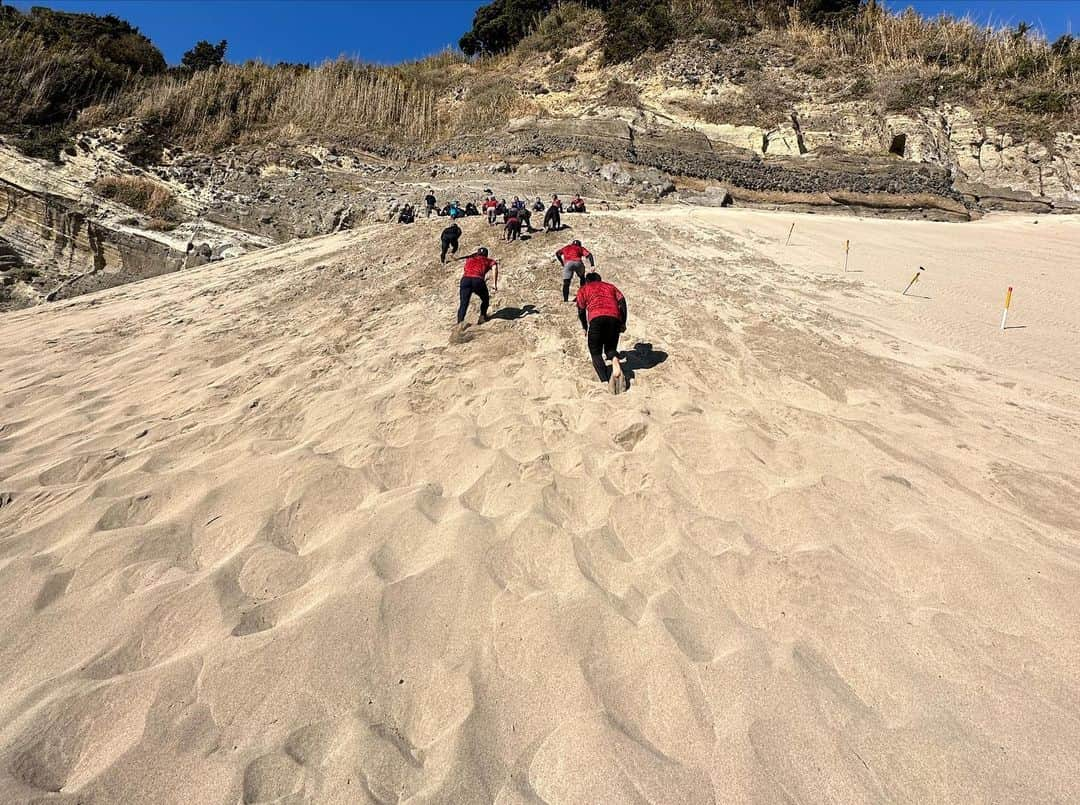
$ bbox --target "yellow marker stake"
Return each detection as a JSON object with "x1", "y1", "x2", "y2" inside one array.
[
  {"x1": 785, "y1": 222, "x2": 795, "y2": 246},
  {"x1": 902, "y1": 266, "x2": 924, "y2": 295},
  {"x1": 1001, "y1": 286, "x2": 1013, "y2": 330}
]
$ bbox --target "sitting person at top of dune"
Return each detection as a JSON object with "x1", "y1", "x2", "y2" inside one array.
[
  {"x1": 398, "y1": 204, "x2": 415, "y2": 224},
  {"x1": 568, "y1": 195, "x2": 586, "y2": 213},
  {"x1": 464, "y1": 201, "x2": 480, "y2": 216},
  {"x1": 532, "y1": 196, "x2": 545, "y2": 212}
]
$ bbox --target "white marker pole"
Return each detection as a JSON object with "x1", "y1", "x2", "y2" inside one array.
[{"x1": 1000, "y1": 286, "x2": 1013, "y2": 330}]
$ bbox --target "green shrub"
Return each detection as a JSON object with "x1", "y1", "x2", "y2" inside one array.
[
  {"x1": 1014, "y1": 90, "x2": 1073, "y2": 115},
  {"x1": 601, "y1": 0, "x2": 677, "y2": 64},
  {"x1": 519, "y1": 3, "x2": 603, "y2": 54},
  {"x1": 0, "y1": 4, "x2": 165, "y2": 147}
]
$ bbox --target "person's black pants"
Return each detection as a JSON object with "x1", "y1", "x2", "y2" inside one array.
[
  {"x1": 458, "y1": 277, "x2": 490, "y2": 323},
  {"x1": 587, "y1": 316, "x2": 621, "y2": 381},
  {"x1": 440, "y1": 236, "x2": 458, "y2": 263},
  {"x1": 544, "y1": 209, "x2": 561, "y2": 230}
]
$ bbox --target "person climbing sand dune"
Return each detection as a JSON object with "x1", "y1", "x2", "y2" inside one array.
[
  {"x1": 544, "y1": 201, "x2": 562, "y2": 232},
  {"x1": 556, "y1": 239, "x2": 594, "y2": 302},
  {"x1": 505, "y1": 213, "x2": 522, "y2": 242},
  {"x1": 576, "y1": 272, "x2": 627, "y2": 393},
  {"x1": 456, "y1": 247, "x2": 498, "y2": 326},
  {"x1": 440, "y1": 222, "x2": 461, "y2": 264}
]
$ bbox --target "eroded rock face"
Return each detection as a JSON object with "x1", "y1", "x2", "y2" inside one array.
[
  {"x1": 0, "y1": 140, "x2": 271, "y2": 310},
  {"x1": 0, "y1": 177, "x2": 194, "y2": 308}
]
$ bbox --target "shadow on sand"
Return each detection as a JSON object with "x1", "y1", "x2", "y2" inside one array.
[
  {"x1": 491, "y1": 304, "x2": 540, "y2": 321},
  {"x1": 620, "y1": 342, "x2": 668, "y2": 385}
]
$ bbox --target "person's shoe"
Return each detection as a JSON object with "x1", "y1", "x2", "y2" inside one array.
[{"x1": 477, "y1": 314, "x2": 489, "y2": 325}]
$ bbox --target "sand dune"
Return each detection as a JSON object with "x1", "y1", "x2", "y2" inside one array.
[{"x1": 1, "y1": 208, "x2": 1078, "y2": 803}]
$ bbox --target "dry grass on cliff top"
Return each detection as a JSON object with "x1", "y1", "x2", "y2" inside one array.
[
  {"x1": 86, "y1": 53, "x2": 534, "y2": 153},
  {"x1": 53, "y1": 2, "x2": 1077, "y2": 155},
  {"x1": 782, "y1": 4, "x2": 1077, "y2": 132}
]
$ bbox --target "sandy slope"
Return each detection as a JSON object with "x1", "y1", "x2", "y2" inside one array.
[{"x1": 0, "y1": 208, "x2": 1078, "y2": 804}]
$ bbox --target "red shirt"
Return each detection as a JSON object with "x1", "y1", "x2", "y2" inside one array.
[
  {"x1": 483, "y1": 199, "x2": 497, "y2": 210},
  {"x1": 552, "y1": 198, "x2": 563, "y2": 209},
  {"x1": 576, "y1": 281, "x2": 624, "y2": 322},
  {"x1": 559, "y1": 243, "x2": 591, "y2": 262},
  {"x1": 463, "y1": 255, "x2": 495, "y2": 279}
]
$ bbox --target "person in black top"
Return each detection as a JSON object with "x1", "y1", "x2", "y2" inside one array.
[
  {"x1": 440, "y1": 222, "x2": 462, "y2": 263},
  {"x1": 543, "y1": 203, "x2": 561, "y2": 232},
  {"x1": 424, "y1": 191, "x2": 437, "y2": 217},
  {"x1": 398, "y1": 204, "x2": 415, "y2": 224}
]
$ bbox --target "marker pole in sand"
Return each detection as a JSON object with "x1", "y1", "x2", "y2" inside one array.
[
  {"x1": 1000, "y1": 286, "x2": 1013, "y2": 330},
  {"x1": 902, "y1": 266, "x2": 924, "y2": 296},
  {"x1": 844, "y1": 240, "x2": 850, "y2": 272},
  {"x1": 785, "y1": 223, "x2": 795, "y2": 247}
]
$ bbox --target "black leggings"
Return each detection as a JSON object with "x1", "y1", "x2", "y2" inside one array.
[
  {"x1": 458, "y1": 277, "x2": 490, "y2": 323},
  {"x1": 587, "y1": 316, "x2": 621, "y2": 381},
  {"x1": 440, "y1": 236, "x2": 458, "y2": 263},
  {"x1": 544, "y1": 208, "x2": 561, "y2": 230}
]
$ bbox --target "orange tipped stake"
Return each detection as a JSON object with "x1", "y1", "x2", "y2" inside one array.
[
  {"x1": 902, "y1": 266, "x2": 924, "y2": 295},
  {"x1": 1001, "y1": 286, "x2": 1014, "y2": 330},
  {"x1": 785, "y1": 222, "x2": 795, "y2": 246}
]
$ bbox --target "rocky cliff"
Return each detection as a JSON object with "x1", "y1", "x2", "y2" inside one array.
[{"x1": 1, "y1": 28, "x2": 1076, "y2": 310}]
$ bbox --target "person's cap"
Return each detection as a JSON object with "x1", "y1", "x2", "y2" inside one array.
[
  {"x1": 478, "y1": 247, "x2": 489, "y2": 256},
  {"x1": 573, "y1": 239, "x2": 582, "y2": 246}
]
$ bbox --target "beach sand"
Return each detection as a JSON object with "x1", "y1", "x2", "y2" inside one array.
[{"x1": 1, "y1": 207, "x2": 1078, "y2": 803}]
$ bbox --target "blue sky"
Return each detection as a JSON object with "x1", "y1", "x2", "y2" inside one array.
[{"x1": 8, "y1": 1, "x2": 1075, "y2": 66}]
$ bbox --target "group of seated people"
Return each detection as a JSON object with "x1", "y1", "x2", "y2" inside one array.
[{"x1": 399, "y1": 191, "x2": 586, "y2": 225}]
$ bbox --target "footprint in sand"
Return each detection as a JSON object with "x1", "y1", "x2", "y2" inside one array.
[{"x1": 241, "y1": 752, "x2": 305, "y2": 803}]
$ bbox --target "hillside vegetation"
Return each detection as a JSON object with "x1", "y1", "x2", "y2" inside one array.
[
  {"x1": 1, "y1": 0, "x2": 1076, "y2": 160},
  {"x1": 0, "y1": 3, "x2": 165, "y2": 158}
]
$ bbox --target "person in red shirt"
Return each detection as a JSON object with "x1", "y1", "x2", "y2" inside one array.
[
  {"x1": 555, "y1": 239, "x2": 595, "y2": 302},
  {"x1": 456, "y1": 247, "x2": 499, "y2": 325},
  {"x1": 504, "y1": 212, "x2": 522, "y2": 242},
  {"x1": 576, "y1": 272, "x2": 627, "y2": 388}
]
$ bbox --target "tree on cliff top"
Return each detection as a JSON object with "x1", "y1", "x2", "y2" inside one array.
[{"x1": 181, "y1": 39, "x2": 228, "y2": 72}]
